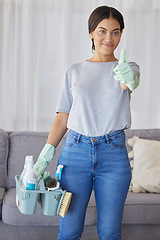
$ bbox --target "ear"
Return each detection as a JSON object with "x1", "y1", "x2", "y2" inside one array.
[
  {"x1": 89, "y1": 32, "x2": 94, "y2": 40},
  {"x1": 120, "y1": 29, "x2": 123, "y2": 36}
]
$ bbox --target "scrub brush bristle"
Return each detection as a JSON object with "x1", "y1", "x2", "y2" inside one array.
[{"x1": 59, "y1": 192, "x2": 72, "y2": 218}]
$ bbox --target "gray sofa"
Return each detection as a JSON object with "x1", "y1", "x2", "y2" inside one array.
[{"x1": 0, "y1": 128, "x2": 160, "y2": 240}]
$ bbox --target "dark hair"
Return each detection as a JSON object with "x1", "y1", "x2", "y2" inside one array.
[{"x1": 88, "y1": 6, "x2": 124, "y2": 50}]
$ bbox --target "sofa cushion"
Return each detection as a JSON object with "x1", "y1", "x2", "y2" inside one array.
[
  {"x1": 3, "y1": 188, "x2": 160, "y2": 226},
  {"x1": 122, "y1": 192, "x2": 160, "y2": 224},
  {"x1": 2, "y1": 188, "x2": 96, "y2": 226},
  {"x1": 7, "y1": 131, "x2": 66, "y2": 188},
  {"x1": 0, "y1": 187, "x2": 5, "y2": 219},
  {"x1": 0, "y1": 129, "x2": 8, "y2": 188}
]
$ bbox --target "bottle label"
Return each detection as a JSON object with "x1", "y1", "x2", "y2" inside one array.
[{"x1": 26, "y1": 182, "x2": 36, "y2": 190}]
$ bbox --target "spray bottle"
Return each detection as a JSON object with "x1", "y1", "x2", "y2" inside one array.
[
  {"x1": 55, "y1": 165, "x2": 64, "y2": 181},
  {"x1": 20, "y1": 156, "x2": 29, "y2": 184},
  {"x1": 21, "y1": 156, "x2": 38, "y2": 190}
]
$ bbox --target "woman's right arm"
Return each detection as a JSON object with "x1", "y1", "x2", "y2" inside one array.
[
  {"x1": 33, "y1": 112, "x2": 68, "y2": 178},
  {"x1": 46, "y1": 112, "x2": 69, "y2": 148}
]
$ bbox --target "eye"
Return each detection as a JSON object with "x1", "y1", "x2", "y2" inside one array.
[
  {"x1": 112, "y1": 31, "x2": 120, "y2": 36},
  {"x1": 99, "y1": 30, "x2": 106, "y2": 34}
]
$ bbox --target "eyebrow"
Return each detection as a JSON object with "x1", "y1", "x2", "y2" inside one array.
[{"x1": 98, "y1": 27, "x2": 121, "y2": 31}]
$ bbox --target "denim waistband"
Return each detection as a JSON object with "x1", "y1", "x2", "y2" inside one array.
[{"x1": 68, "y1": 129, "x2": 125, "y2": 144}]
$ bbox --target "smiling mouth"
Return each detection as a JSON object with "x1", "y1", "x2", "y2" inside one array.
[{"x1": 102, "y1": 43, "x2": 113, "y2": 48}]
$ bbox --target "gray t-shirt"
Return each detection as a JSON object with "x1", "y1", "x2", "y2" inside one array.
[{"x1": 56, "y1": 61, "x2": 140, "y2": 137}]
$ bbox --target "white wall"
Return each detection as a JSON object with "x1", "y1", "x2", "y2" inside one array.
[{"x1": 0, "y1": 0, "x2": 160, "y2": 131}]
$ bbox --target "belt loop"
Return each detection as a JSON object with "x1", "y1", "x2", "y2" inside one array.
[
  {"x1": 105, "y1": 134, "x2": 110, "y2": 143},
  {"x1": 76, "y1": 134, "x2": 81, "y2": 143}
]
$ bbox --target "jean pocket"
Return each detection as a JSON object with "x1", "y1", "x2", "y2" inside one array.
[
  {"x1": 109, "y1": 132, "x2": 126, "y2": 150},
  {"x1": 64, "y1": 134, "x2": 78, "y2": 148}
]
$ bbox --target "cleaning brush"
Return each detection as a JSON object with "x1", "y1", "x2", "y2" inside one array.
[{"x1": 58, "y1": 191, "x2": 72, "y2": 217}]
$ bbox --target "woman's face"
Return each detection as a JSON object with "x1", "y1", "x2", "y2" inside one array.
[{"x1": 90, "y1": 17, "x2": 123, "y2": 57}]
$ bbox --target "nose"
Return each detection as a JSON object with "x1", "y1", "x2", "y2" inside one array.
[{"x1": 104, "y1": 33, "x2": 113, "y2": 43}]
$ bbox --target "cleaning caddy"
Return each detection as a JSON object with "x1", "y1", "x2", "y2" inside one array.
[{"x1": 15, "y1": 157, "x2": 72, "y2": 218}]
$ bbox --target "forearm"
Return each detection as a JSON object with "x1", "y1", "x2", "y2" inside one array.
[
  {"x1": 46, "y1": 112, "x2": 69, "y2": 148},
  {"x1": 120, "y1": 82, "x2": 129, "y2": 90},
  {"x1": 34, "y1": 112, "x2": 68, "y2": 178}
]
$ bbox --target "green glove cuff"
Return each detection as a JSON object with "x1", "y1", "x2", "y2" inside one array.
[
  {"x1": 125, "y1": 74, "x2": 139, "y2": 91},
  {"x1": 33, "y1": 144, "x2": 56, "y2": 179},
  {"x1": 114, "y1": 62, "x2": 139, "y2": 90},
  {"x1": 38, "y1": 144, "x2": 56, "y2": 162}
]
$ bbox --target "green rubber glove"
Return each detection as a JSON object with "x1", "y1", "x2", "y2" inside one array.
[
  {"x1": 113, "y1": 50, "x2": 139, "y2": 90},
  {"x1": 33, "y1": 144, "x2": 56, "y2": 181}
]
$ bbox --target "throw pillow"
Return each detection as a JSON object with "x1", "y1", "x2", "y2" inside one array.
[{"x1": 128, "y1": 136, "x2": 160, "y2": 193}]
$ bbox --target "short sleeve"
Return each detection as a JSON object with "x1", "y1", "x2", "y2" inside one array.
[
  {"x1": 129, "y1": 62, "x2": 140, "y2": 79},
  {"x1": 56, "y1": 68, "x2": 73, "y2": 113}
]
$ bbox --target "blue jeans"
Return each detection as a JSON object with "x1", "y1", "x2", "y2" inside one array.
[{"x1": 57, "y1": 130, "x2": 131, "y2": 240}]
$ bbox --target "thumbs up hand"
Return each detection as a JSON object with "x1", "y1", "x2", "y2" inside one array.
[{"x1": 113, "y1": 50, "x2": 139, "y2": 90}]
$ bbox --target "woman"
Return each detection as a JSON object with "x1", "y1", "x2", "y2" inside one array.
[{"x1": 34, "y1": 6, "x2": 140, "y2": 240}]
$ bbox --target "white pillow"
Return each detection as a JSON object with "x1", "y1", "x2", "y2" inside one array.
[{"x1": 128, "y1": 136, "x2": 160, "y2": 193}]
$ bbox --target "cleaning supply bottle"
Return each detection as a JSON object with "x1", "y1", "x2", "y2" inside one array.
[
  {"x1": 20, "y1": 156, "x2": 29, "y2": 185},
  {"x1": 20, "y1": 155, "x2": 34, "y2": 185},
  {"x1": 55, "y1": 165, "x2": 64, "y2": 181},
  {"x1": 22, "y1": 156, "x2": 38, "y2": 190}
]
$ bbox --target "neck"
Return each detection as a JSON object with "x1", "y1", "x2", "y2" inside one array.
[{"x1": 88, "y1": 52, "x2": 118, "y2": 62}]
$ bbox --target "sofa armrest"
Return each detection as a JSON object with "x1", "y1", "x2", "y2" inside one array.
[{"x1": 0, "y1": 187, "x2": 5, "y2": 219}]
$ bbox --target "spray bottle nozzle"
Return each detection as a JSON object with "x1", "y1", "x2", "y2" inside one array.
[{"x1": 55, "y1": 165, "x2": 64, "y2": 181}]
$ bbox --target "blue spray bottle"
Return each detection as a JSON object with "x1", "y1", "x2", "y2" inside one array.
[{"x1": 55, "y1": 165, "x2": 64, "y2": 181}]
